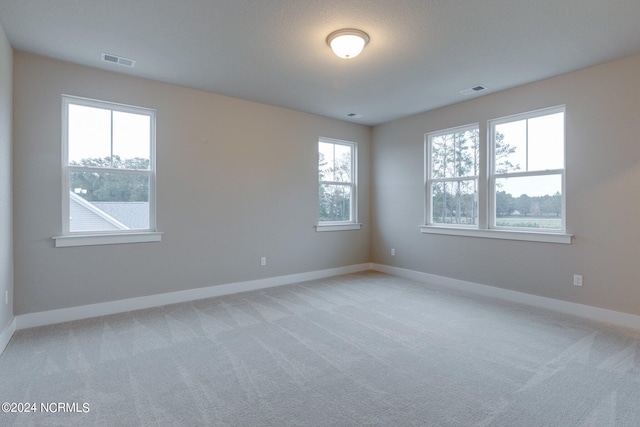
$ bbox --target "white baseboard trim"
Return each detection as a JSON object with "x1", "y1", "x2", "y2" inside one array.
[
  {"x1": 372, "y1": 263, "x2": 640, "y2": 331},
  {"x1": 15, "y1": 263, "x2": 372, "y2": 330},
  {"x1": 13, "y1": 261, "x2": 637, "y2": 339},
  {"x1": 0, "y1": 317, "x2": 16, "y2": 355}
]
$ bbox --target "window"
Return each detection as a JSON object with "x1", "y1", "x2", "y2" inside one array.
[
  {"x1": 426, "y1": 124, "x2": 479, "y2": 226},
  {"x1": 317, "y1": 138, "x2": 360, "y2": 231},
  {"x1": 55, "y1": 95, "x2": 160, "y2": 247},
  {"x1": 422, "y1": 106, "x2": 570, "y2": 244},
  {"x1": 490, "y1": 106, "x2": 565, "y2": 231}
]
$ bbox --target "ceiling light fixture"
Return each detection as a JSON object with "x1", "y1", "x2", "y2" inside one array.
[{"x1": 326, "y1": 29, "x2": 370, "y2": 59}]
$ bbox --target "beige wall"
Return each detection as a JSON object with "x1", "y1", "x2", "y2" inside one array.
[
  {"x1": 0, "y1": 24, "x2": 12, "y2": 331},
  {"x1": 372, "y1": 53, "x2": 640, "y2": 316},
  {"x1": 12, "y1": 52, "x2": 371, "y2": 315}
]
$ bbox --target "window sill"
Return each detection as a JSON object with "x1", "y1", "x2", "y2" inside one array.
[
  {"x1": 53, "y1": 232, "x2": 163, "y2": 248},
  {"x1": 315, "y1": 223, "x2": 362, "y2": 232},
  {"x1": 419, "y1": 226, "x2": 572, "y2": 244}
]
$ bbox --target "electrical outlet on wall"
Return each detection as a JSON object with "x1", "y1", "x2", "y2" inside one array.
[
  {"x1": 573, "y1": 274, "x2": 583, "y2": 287},
  {"x1": 261, "y1": 257, "x2": 267, "y2": 266},
  {"x1": 391, "y1": 248, "x2": 396, "y2": 256}
]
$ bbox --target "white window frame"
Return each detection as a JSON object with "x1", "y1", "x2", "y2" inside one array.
[
  {"x1": 53, "y1": 95, "x2": 162, "y2": 247},
  {"x1": 425, "y1": 123, "x2": 480, "y2": 228},
  {"x1": 316, "y1": 137, "x2": 361, "y2": 232},
  {"x1": 489, "y1": 105, "x2": 566, "y2": 233},
  {"x1": 421, "y1": 105, "x2": 572, "y2": 244}
]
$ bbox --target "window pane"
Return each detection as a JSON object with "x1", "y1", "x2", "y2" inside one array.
[
  {"x1": 113, "y1": 111, "x2": 151, "y2": 169},
  {"x1": 495, "y1": 112, "x2": 564, "y2": 174},
  {"x1": 431, "y1": 129, "x2": 478, "y2": 179},
  {"x1": 333, "y1": 143, "x2": 352, "y2": 182},
  {"x1": 68, "y1": 104, "x2": 111, "y2": 166},
  {"x1": 528, "y1": 112, "x2": 564, "y2": 171},
  {"x1": 319, "y1": 142, "x2": 352, "y2": 183},
  {"x1": 319, "y1": 184, "x2": 351, "y2": 222},
  {"x1": 494, "y1": 120, "x2": 525, "y2": 174},
  {"x1": 495, "y1": 174, "x2": 562, "y2": 230},
  {"x1": 319, "y1": 142, "x2": 335, "y2": 181},
  {"x1": 431, "y1": 180, "x2": 478, "y2": 225},
  {"x1": 69, "y1": 171, "x2": 150, "y2": 232}
]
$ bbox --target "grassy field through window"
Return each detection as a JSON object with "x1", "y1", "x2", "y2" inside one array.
[{"x1": 495, "y1": 217, "x2": 561, "y2": 229}]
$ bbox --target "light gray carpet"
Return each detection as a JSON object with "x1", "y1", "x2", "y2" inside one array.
[{"x1": 1, "y1": 271, "x2": 640, "y2": 426}]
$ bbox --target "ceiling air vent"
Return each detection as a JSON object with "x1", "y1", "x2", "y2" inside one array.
[
  {"x1": 460, "y1": 85, "x2": 487, "y2": 96},
  {"x1": 346, "y1": 113, "x2": 363, "y2": 119},
  {"x1": 101, "y1": 53, "x2": 136, "y2": 68}
]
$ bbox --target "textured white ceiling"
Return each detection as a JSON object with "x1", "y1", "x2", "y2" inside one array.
[{"x1": 2, "y1": 0, "x2": 640, "y2": 125}]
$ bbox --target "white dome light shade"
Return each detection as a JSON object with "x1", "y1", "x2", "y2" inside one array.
[{"x1": 326, "y1": 29, "x2": 370, "y2": 59}]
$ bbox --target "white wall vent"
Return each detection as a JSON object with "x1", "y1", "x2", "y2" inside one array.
[
  {"x1": 101, "y1": 53, "x2": 136, "y2": 68},
  {"x1": 460, "y1": 85, "x2": 487, "y2": 95}
]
